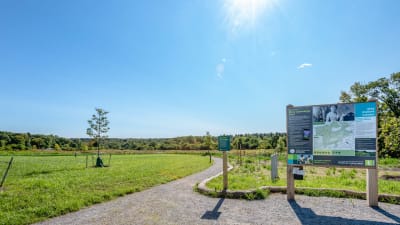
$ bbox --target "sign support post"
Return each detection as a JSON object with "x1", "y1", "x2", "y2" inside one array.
[
  {"x1": 287, "y1": 165, "x2": 295, "y2": 200},
  {"x1": 367, "y1": 168, "x2": 378, "y2": 206},
  {"x1": 223, "y1": 151, "x2": 228, "y2": 190},
  {"x1": 367, "y1": 98, "x2": 379, "y2": 207}
]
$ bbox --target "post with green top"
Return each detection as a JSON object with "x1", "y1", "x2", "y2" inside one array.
[{"x1": 218, "y1": 136, "x2": 231, "y2": 191}]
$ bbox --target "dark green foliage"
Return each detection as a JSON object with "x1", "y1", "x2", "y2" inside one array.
[
  {"x1": 340, "y1": 72, "x2": 400, "y2": 158},
  {"x1": 0, "y1": 131, "x2": 286, "y2": 152}
]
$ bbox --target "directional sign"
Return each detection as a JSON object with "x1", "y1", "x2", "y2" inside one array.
[{"x1": 218, "y1": 136, "x2": 231, "y2": 151}]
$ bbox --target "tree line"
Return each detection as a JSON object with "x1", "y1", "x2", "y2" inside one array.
[{"x1": 0, "y1": 131, "x2": 286, "y2": 152}]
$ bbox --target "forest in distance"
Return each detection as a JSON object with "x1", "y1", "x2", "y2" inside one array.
[{"x1": 0, "y1": 131, "x2": 286, "y2": 152}]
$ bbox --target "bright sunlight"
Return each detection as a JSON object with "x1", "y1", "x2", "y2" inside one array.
[{"x1": 223, "y1": 0, "x2": 277, "y2": 34}]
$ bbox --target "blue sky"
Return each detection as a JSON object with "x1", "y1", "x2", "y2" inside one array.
[{"x1": 1, "y1": 0, "x2": 399, "y2": 138}]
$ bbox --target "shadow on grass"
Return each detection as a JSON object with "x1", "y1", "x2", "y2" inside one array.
[
  {"x1": 289, "y1": 200, "x2": 398, "y2": 225},
  {"x1": 201, "y1": 198, "x2": 225, "y2": 220}
]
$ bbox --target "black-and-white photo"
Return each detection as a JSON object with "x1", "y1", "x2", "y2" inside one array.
[{"x1": 313, "y1": 104, "x2": 354, "y2": 123}]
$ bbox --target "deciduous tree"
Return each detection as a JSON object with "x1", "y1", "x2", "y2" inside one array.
[{"x1": 87, "y1": 108, "x2": 110, "y2": 167}]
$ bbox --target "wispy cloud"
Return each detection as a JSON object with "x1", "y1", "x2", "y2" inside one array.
[
  {"x1": 216, "y1": 58, "x2": 227, "y2": 79},
  {"x1": 297, "y1": 63, "x2": 312, "y2": 69},
  {"x1": 216, "y1": 63, "x2": 225, "y2": 78}
]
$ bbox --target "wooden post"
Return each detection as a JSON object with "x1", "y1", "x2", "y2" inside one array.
[
  {"x1": 239, "y1": 145, "x2": 242, "y2": 166},
  {"x1": 223, "y1": 151, "x2": 228, "y2": 190},
  {"x1": 287, "y1": 165, "x2": 295, "y2": 200},
  {"x1": 286, "y1": 104, "x2": 295, "y2": 200},
  {"x1": 367, "y1": 168, "x2": 378, "y2": 206},
  {"x1": 367, "y1": 98, "x2": 378, "y2": 207}
]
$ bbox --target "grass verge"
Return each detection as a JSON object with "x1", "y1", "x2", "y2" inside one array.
[
  {"x1": 206, "y1": 154, "x2": 400, "y2": 203},
  {"x1": 0, "y1": 154, "x2": 210, "y2": 225}
]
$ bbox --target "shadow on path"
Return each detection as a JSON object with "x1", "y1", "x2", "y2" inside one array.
[
  {"x1": 373, "y1": 206, "x2": 400, "y2": 224},
  {"x1": 289, "y1": 200, "x2": 397, "y2": 225},
  {"x1": 201, "y1": 198, "x2": 225, "y2": 220}
]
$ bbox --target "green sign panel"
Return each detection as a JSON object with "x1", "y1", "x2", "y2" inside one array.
[{"x1": 218, "y1": 136, "x2": 231, "y2": 151}]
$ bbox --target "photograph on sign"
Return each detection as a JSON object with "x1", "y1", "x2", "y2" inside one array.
[{"x1": 287, "y1": 102, "x2": 377, "y2": 168}]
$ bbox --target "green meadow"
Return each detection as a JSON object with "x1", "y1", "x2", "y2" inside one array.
[{"x1": 0, "y1": 154, "x2": 210, "y2": 225}]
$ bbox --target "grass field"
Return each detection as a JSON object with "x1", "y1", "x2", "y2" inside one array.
[
  {"x1": 206, "y1": 152, "x2": 400, "y2": 198},
  {"x1": 0, "y1": 154, "x2": 211, "y2": 225}
]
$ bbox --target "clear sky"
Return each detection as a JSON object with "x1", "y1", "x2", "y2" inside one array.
[{"x1": 1, "y1": 0, "x2": 400, "y2": 138}]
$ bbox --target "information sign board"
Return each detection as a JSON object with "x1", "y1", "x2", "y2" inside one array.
[{"x1": 287, "y1": 102, "x2": 377, "y2": 168}]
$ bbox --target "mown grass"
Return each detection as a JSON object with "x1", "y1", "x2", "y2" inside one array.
[
  {"x1": 0, "y1": 154, "x2": 211, "y2": 225},
  {"x1": 206, "y1": 153, "x2": 400, "y2": 199}
]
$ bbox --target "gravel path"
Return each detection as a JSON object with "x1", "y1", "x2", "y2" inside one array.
[{"x1": 37, "y1": 158, "x2": 400, "y2": 225}]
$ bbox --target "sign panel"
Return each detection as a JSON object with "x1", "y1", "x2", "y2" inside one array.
[
  {"x1": 293, "y1": 166, "x2": 304, "y2": 180},
  {"x1": 287, "y1": 102, "x2": 377, "y2": 168},
  {"x1": 218, "y1": 136, "x2": 231, "y2": 151}
]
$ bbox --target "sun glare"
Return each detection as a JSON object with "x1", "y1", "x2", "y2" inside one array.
[{"x1": 224, "y1": 0, "x2": 276, "y2": 34}]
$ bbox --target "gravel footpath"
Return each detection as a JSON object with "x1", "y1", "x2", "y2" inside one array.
[{"x1": 36, "y1": 158, "x2": 400, "y2": 225}]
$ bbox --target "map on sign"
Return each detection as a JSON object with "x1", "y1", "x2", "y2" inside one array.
[
  {"x1": 313, "y1": 121, "x2": 355, "y2": 156},
  {"x1": 287, "y1": 102, "x2": 377, "y2": 168}
]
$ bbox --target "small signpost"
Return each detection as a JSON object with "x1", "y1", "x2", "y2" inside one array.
[{"x1": 218, "y1": 136, "x2": 231, "y2": 190}]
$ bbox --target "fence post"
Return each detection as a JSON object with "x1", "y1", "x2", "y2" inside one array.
[
  {"x1": 0, "y1": 157, "x2": 14, "y2": 189},
  {"x1": 271, "y1": 154, "x2": 278, "y2": 181}
]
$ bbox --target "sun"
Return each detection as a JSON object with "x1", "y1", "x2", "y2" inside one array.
[{"x1": 223, "y1": 0, "x2": 277, "y2": 34}]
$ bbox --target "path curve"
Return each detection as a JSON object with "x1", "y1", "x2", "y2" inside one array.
[{"x1": 37, "y1": 158, "x2": 400, "y2": 225}]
